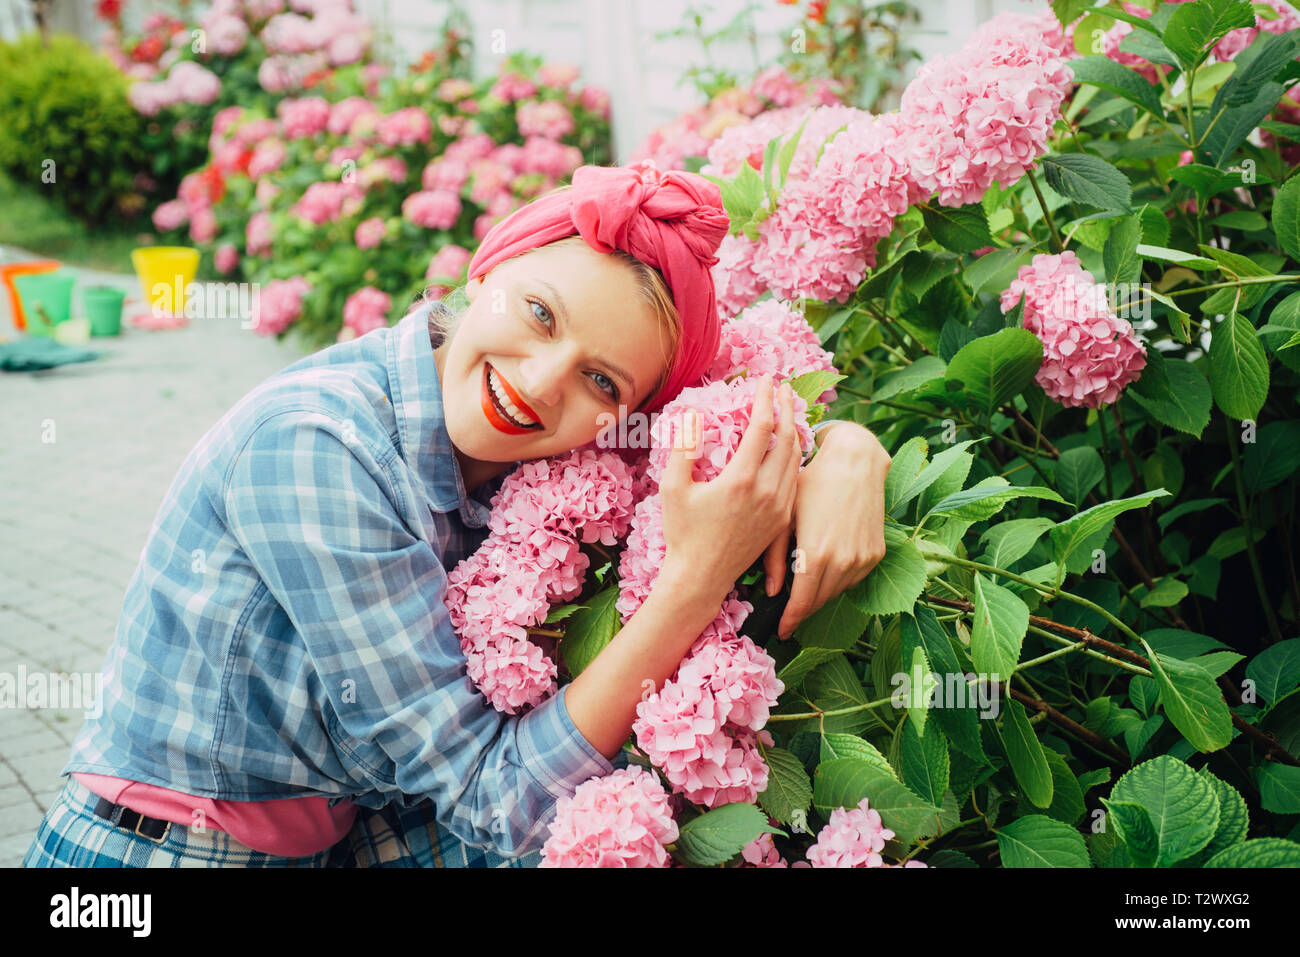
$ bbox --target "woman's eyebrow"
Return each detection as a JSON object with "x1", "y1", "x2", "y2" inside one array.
[{"x1": 538, "y1": 279, "x2": 638, "y2": 399}]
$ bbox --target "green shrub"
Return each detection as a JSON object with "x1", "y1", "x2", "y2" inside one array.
[{"x1": 0, "y1": 32, "x2": 151, "y2": 223}]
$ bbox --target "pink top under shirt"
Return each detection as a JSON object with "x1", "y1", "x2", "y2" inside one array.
[{"x1": 73, "y1": 772, "x2": 358, "y2": 858}]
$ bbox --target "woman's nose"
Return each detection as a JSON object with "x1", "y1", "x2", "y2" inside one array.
[{"x1": 518, "y1": 348, "x2": 573, "y2": 407}]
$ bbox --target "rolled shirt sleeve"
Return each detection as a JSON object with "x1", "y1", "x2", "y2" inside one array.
[{"x1": 221, "y1": 408, "x2": 612, "y2": 855}]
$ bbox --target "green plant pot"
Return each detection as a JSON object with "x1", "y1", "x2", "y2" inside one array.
[
  {"x1": 14, "y1": 271, "x2": 74, "y2": 337},
  {"x1": 82, "y1": 285, "x2": 125, "y2": 336}
]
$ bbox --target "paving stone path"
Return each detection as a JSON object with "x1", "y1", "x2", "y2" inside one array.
[{"x1": 0, "y1": 250, "x2": 307, "y2": 865}]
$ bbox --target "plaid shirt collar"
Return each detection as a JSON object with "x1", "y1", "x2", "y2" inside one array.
[{"x1": 388, "y1": 300, "x2": 515, "y2": 531}]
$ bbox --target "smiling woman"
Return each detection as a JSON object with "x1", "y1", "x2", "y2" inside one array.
[
  {"x1": 24, "y1": 160, "x2": 811, "y2": 870},
  {"x1": 430, "y1": 236, "x2": 681, "y2": 492}
]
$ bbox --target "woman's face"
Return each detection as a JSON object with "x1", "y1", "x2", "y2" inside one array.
[{"x1": 434, "y1": 241, "x2": 671, "y2": 477}]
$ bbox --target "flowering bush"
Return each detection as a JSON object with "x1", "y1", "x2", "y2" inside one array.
[
  {"x1": 631, "y1": 0, "x2": 925, "y2": 174},
  {"x1": 151, "y1": 51, "x2": 611, "y2": 346},
  {"x1": 97, "y1": 0, "x2": 395, "y2": 218},
  {"x1": 446, "y1": 2, "x2": 1300, "y2": 869}
]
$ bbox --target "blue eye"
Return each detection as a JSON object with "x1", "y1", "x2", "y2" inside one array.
[
  {"x1": 527, "y1": 295, "x2": 620, "y2": 402},
  {"x1": 529, "y1": 299, "x2": 553, "y2": 326}
]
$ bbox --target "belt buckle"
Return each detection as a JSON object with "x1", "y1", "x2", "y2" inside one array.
[{"x1": 134, "y1": 815, "x2": 171, "y2": 844}]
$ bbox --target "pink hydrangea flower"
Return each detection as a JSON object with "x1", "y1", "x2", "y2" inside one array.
[
  {"x1": 1000, "y1": 251, "x2": 1147, "y2": 408},
  {"x1": 152, "y1": 198, "x2": 189, "y2": 232},
  {"x1": 519, "y1": 137, "x2": 583, "y2": 179},
  {"x1": 377, "y1": 107, "x2": 432, "y2": 147},
  {"x1": 806, "y1": 798, "x2": 896, "y2": 867},
  {"x1": 328, "y1": 96, "x2": 379, "y2": 137},
  {"x1": 278, "y1": 96, "x2": 330, "y2": 139},
  {"x1": 328, "y1": 31, "x2": 365, "y2": 66},
  {"x1": 354, "y1": 217, "x2": 386, "y2": 250},
  {"x1": 540, "y1": 767, "x2": 679, "y2": 868},
  {"x1": 445, "y1": 448, "x2": 639, "y2": 714},
  {"x1": 246, "y1": 210, "x2": 273, "y2": 256},
  {"x1": 169, "y1": 61, "x2": 221, "y2": 106},
  {"x1": 705, "y1": 300, "x2": 838, "y2": 403},
  {"x1": 188, "y1": 206, "x2": 217, "y2": 244},
  {"x1": 293, "y1": 180, "x2": 362, "y2": 224},
  {"x1": 741, "y1": 832, "x2": 788, "y2": 867},
  {"x1": 491, "y1": 71, "x2": 537, "y2": 103},
  {"x1": 579, "y1": 86, "x2": 611, "y2": 119},
  {"x1": 247, "y1": 139, "x2": 287, "y2": 179},
  {"x1": 214, "y1": 243, "x2": 239, "y2": 274},
  {"x1": 258, "y1": 55, "x2": 297, "y2": 94},
  {"x1": 205, "y1": 14, "x2": 249, "y2": 56},
  {"x1": 644, "y1": 376, "x2": 815, "y2": 487},
  {"x1": 328, "y1": 144, "x2": 364, "y2": 167},
  {"x1": 445, "y1": 133, "x2": 497, "y2": 164},
  {"x1": 235, "y1": 117, "x2": 279, "y2": 148},
  {"x1": 517, "y1": 100, "x2": 575, "y2": 140},
  {"x1": 900, "y1": 11, "x2": 1073, "y2": 206},
  {"x1": 402, "y1": 189, "x2": 462, "y2": 230},
  {"x1": 424, "y1": 244, "x2": 473, "y2": 293},
  {"x1": 422, "y1": 157, "x2": 471, "y2": 193},
  {"x1": 212, "y1": 105, "x2": 244, "y2": 140},
  {"x1": 1213, "y1": 0, "x2": 1299, "y2": 61},
  {"x1": 711, "y1": 233, "x2": 765, "y2": 319},
  {"x1": 251, "y1": 276, "x2": 310, "y2": 336},
  {"x1": 360, "y1": 157, "x2": 408, "y2": 188},
  {"x1": 342, "y1": 285, "x2": 391, "y2": 337},
  {"x1": 538, "y1": 63, "x2": 581, "y2": 89}
]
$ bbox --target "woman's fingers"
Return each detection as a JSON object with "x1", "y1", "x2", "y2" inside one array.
[
  {"x1": 726, "y1": 375, "x2": 777, "y2": 479},
  {"x1": 762, "y1": 520, "x2": 792, "y2": 597}
]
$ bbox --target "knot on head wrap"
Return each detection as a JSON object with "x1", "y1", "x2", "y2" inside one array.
[{"x1": 466, "y1": 160, "x2": 731, "y2": 414}]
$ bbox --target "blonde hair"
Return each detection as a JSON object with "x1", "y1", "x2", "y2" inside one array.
[{"x1": 419, "y1": 234, "x2": 680, "y2": 411}]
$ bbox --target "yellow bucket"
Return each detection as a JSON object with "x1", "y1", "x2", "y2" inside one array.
[{"x1": 131, "y1": 246, "x2": 201, "y2": 320}]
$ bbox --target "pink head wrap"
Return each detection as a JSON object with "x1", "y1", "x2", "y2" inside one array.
[{"x1": 466, "y1": 159, "x2": 731, "y2": 414}]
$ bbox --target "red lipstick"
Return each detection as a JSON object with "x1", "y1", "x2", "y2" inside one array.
[{"x1": 481, "y1": 361, "x2": 544, "y2": 434}]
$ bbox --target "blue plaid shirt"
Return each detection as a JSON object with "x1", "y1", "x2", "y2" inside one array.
[{"x1": 65, "y1": 301, "x2": 614, "y2": 856}]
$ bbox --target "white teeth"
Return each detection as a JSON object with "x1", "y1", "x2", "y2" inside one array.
[{"x1": 488, "y1": 366, "x2": 538, "y2": 427}]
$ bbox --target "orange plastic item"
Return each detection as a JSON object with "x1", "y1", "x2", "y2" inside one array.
[{"x1": 1, "y1": 260, "x2": 62, "y2": 331}]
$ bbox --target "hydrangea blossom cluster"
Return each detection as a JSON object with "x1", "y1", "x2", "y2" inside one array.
[
  {"x1": 251, "y1": 276, "x2": 311, "y2": 336},
  {"x1": 444, "y1": 450, "x2": 638, "y2": 714},
  {"x1": 746, "y1": 109, "x2": 925, "y2": 304},
  {"x1": 899, "y1": 9, "x2": 1074, "y2": 207},
  {"x1": 127, "y1": 60, "x2": 223, "y2": 115},
  {"x1": 704, "y1": 9, "x2": 1072, "y2": 309},
  {"x1": 611, "y1": 376, "x2": 819, "y2": 807},
  {"x1": 148, "y1": 50, "x2": 608, "y2": 344},
  {"x1": 1000, "y1": 251, "x2": 1147, "y2": 409},
  {"x1": 539, "y1": 766, "x2": 679, "y2": 868},
  {"x1": 631, "y1": 66, "x2": 842, "y2": 172},
  {"x1": 805, "y1": 798, "x2": 928, "y2": 868},
  {"x1": 703, "y1": 300, "x2": 839, "y2": 403}
]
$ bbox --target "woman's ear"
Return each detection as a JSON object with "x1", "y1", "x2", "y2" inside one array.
[{"x1": 466, "y1": 275, "x2": 483, "y2": 301}]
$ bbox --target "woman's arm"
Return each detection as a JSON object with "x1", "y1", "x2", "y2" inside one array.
[
  {"x1": 566, "y1": 376, "x2": 803, "y2": 757},
  {"x1": 222, "y1": 408, "x2": 612, "y2": 856}
]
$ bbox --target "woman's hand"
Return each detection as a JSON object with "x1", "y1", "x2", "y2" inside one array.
[
  {"x1": 658, "y1": 375, "x2": 802, "y2": 609},
  {"x1": 762, "y1": 421, "x2": 891, "y2": 640}
]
